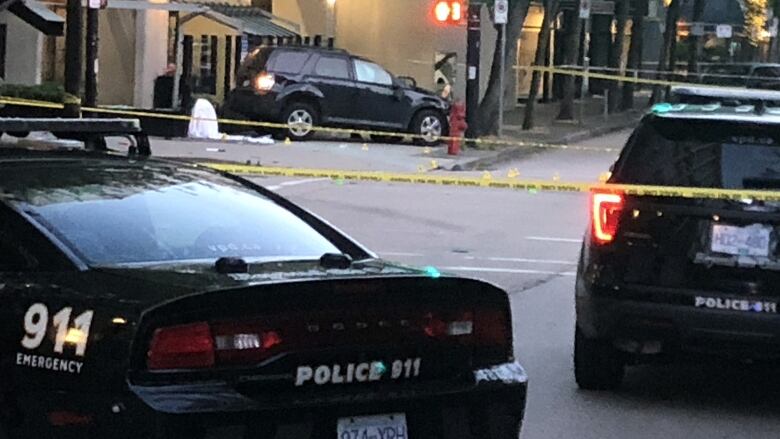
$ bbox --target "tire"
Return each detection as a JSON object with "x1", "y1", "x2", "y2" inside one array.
[
  {"x1": 411, "y1": 110, "x2": 446, "y2": 146},
  {"x1": 370, "y1": 134, "x2": 404, "y2": 144},
  {"x1": 574, "y1": 326, "x2": 625, "y2": 390},
  {"x1": 280, "y1": 102, "x2": 319, "y2": 141}
]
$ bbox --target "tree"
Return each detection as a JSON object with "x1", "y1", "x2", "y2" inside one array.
[
  {"x1": 607, "y1": 0, "x2": 629, "y2": 113},
  {"x1": 476, "y1": 0, "x2": 532, "y2": 136},
  {"x1": 686, "y1": 0, "x2": 705, "y2": 76},
  {"x1": 523, "y1": 0, "x2": 560, "y2": 130},
  {"x1": 557, "y1": 1, "x2": 583, "y2": 121},
  {"x1": 621, "y1": 0, "x2": 647, "y2": 110},
  {"x1": 650, "y1": 0, "x2": 680, "y2": 104},
  {"x1": 745, "y1": 0, "x2": 769, "y2": 48}
]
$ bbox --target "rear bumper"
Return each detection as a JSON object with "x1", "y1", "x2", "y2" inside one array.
[
  {"x1": 9, "y1": 363, "x2": 527, "y2": 438},
  {"x1": 577, "y1": 281, "x2": 780, "y2": 359}
]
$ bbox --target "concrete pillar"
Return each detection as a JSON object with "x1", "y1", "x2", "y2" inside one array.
[
  {"x1": 1, "y1": 12, "x2": 44, "y2": 84},
  {"x1": 134, "y1": 9, "x2": 169, "y2": 108}
]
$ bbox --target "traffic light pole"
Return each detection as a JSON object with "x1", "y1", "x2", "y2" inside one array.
[
  {"x1": 64, "y1": 0, "x2": 83, "y2": 117},
  {"x1": 465, "y1": 3, "x2": 481, "y2": 140},
  {"x1": 85, "y1": 6, "x2": 99, "y2": 107}
]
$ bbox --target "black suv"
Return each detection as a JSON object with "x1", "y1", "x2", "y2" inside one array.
[
  {"x1": 222, "y1": 45, "x2": 450, "y2": 146},
  {"x1": 575, "y1": 88, "x2": 780, "y2": 390}
]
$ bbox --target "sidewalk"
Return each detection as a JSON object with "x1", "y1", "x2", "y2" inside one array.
[{"x1": 152, "y1": 95, "x2": 644, "y2": 173}]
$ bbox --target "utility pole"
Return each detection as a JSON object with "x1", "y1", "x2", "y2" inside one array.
[
  {"x1": 85, "y1": 2, "x2": 100, "y2": 107},
  {"x1": 465, "y1": 2, "x2": 481, "y2": 140},
  {"x1": 64, "y1": 0, "x2": 83, "y2": 117}
]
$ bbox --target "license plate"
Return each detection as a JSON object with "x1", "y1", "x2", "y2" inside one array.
[
  {"x1": 711, "y1": 224, "x2": 772, "y2": 257},
  {"x1": 337, "y1": 413, "x2": 407, "y2": 439}
]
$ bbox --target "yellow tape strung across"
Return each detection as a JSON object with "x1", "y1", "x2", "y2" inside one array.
[
  {"x1": 203, "y1": 163, "x2": 780, "y2": 202},
  {"x1": 0, "y1": 96, "x2": 621, "y2": 153}
]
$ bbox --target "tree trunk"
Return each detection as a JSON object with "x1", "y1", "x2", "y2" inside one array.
[
  {"x1": 523, "y1": 0, "x2": 559, "y2": 130},
  {"x1": 621, "y1": 0, "x2": 647, "y2": 110},
  {"x1": 476, "y1": 0, "x2": 532, "y2": 136},
  {"x1": 650, "y1": 0, "x2": 680, "y2": 104},
  {"x1": 686, "y1": 0, "x2": 705, "y2": 77},
  {"x1": 607, "y1": 0, "x2": 629, "y2": 113},
  {"x1": 557, "y1": 3, "x2": 583, "y2": 120}
]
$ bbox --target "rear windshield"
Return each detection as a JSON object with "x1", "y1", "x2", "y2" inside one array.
[
  {"x1": 0, "y1": 164, "x2": 340, "y2": 266},
  {"x1": 613, "y1": 117, "x2": 780, "y2": 190}
]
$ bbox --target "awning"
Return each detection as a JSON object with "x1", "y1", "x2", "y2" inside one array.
[
  {"x1": 204, "y1": 5, "x2": 299, "y2": 37},
  {"x1": 8, "y1": 0, "x2": 64, "y2": 36}
]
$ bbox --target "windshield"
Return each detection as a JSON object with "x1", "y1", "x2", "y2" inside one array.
[
  {"x1": 1, "y1": 164, "x2": 340, "y2": 266},
  {"x1": 613, "y1": 117, "x2": 780, "y2": 189}
]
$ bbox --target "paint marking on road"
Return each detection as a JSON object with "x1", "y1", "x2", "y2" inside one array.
[
  {"x1": 463, "y1": 256, "x2": 576, "y2": 265},
  {"x1": 441, "y1": 266, "x2": 576, "y2": 276},
  {"x1": 266, "y1": 178, "x2": 329, "y2": 191},
  {"x1": 525, "y1": 236, "x2": 582, "y2": 244},
  {"x1": 380, "y1": 251, "x2": 425, "y2": 257}
]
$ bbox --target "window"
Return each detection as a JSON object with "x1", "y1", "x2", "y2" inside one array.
[
  {"x1": 613, "y1": 118, "x2": 780, "y2": 189},
  {"x1": 314, "y1": 56, "x2": 350, "y2": 79},
  {"x1": 271, "y1": 51, "x2": 310, "y2": 74},
  {"x1": 194, "y1": 35, "x2": 217, "y2": 94},
  {"x1": 354, "y1": 59, "x2": 393, "y2": 86},
  {"x1": 4, "y1": 166, "x2": 341, "y2": 266}
]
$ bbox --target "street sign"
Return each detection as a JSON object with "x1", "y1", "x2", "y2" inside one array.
[
  {"x1": 579, "y1": 0, "x2": 591, "y2": 19},
  {"x1": 716, "y1": 24, "x2": 733, "y2": 39},
  {"x1": 691, "y1": 23, "x2": 705, "y2": 37},
  {"x1": 494, "y1": 0, "x2": 508, "y2": 24},
  {"x1": 88, "y1": 0, "x2": 107, "y2": 9}
]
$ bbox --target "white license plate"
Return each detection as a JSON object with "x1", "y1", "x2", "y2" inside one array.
[
  {"x1": 337, "y1": 413, "x2": 407, "y2": 439},
  {"x1": 711, "y1": 224, "x2": 772, "y2": 257}
]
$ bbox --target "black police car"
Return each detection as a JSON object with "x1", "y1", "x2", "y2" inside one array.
[
  {"x1": 575, "y1": 89, "x2": 780, "y2": 390},
  {"x1": 0, "y1": 120, "x2": 526, "y2": 438},
  {"x1": 221, "y1": 45, "x2": 451, "y2": 146}
]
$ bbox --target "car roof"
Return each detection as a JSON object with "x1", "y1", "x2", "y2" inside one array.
[
  {"x1": 261, "y1": 44, "x2": 348, "y2": 55},
  {"x1": 670, "y1": 85, "x2": 780, "y2": 102}
]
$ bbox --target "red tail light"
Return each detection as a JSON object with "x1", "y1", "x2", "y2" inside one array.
[
  {"x1": 147, "y1": 322, "x2": 215, "y2": 370},
  {"x1": 475, "y1": 309, "x2": 511, "y2": 347},
  {"x1": 591, "y1": 191, "x2": 624, "y2": 244}
]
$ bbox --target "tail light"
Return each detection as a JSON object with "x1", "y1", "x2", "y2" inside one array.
[
  {"x1": 591, "y1": 191, "x2": 624, "y2": 245},
  {"x1": 147, "y1": 322, "x2": 215, "y2": 370},
  {"x1": 253, "y1": 72, "x2": 275, "y2": 93}
]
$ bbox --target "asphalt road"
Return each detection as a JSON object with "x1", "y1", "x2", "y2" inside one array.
[{"x1": 249, "y1": 129, "x2": 780, "y2": 439}]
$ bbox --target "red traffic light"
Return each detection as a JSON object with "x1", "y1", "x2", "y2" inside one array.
[{"x1": 433, "y1": 1, "x2": 465, "y2": 24}]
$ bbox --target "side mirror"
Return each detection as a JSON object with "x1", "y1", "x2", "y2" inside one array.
[{"x1": 397, "y1": 76, "x2": 417, "y2": 89}]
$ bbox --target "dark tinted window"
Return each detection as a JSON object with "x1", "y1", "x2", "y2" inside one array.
[
  {"x1": 1, "y1": 165, "x2": 341, "y2": 266},
  {"x1": 271, "y1": 51, "x2": 310, "y2": 74},
  {"x1": 314, "y1": 56, "x2": 350, "y2": 79},
  {"x1": 613, "y1": 117, "x2": 780, "y2": 190}
]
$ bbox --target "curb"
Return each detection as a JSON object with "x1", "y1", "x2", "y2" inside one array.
[{"x1": 450, "y1": 113, "x2": 642, "y2": 171}]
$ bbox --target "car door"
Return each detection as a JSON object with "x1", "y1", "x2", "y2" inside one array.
[
  {"x1": 747, "y1": 66, "x2": 780, "y2": 90},
  {"x1": 352, "y1": 59, "x2": 409, "y2": 129},
  {"x1": 306, "y1": 54, "x2": 357, "y2": 124}
]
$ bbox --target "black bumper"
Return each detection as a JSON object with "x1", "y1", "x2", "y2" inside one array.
[
  {"x1": 10, "y1": 363, "x2": 527, "y2": 439},
  {"x1": 577, "y1": 282, "x2": 780, "y2": 360}
]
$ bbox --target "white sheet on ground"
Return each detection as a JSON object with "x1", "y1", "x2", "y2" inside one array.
[{"x1": 188, "y1": 99, "x2": 274, "y2": 144}]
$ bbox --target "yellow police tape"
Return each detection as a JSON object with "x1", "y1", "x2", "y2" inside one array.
[
  {"x1": 203, "y1": 163, "x2": 780, "y2": 202},
  {"x1": 0, "y1": 96, "x2": 621, "y2": 153}
]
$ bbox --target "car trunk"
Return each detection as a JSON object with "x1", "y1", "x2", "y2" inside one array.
[
  {"x1": 128, "y1": 275, "x2": 512, "y2": 397},
  {"x1": 601, "y1": 116, "x2": 780, "y2": 297}
]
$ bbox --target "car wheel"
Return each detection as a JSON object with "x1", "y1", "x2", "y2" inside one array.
[
  {"x1": 411, "y1": 110, "x2": 445, "y2": 146},
  {"x1": 574, "y1": 326, "x2": 625, "y2": 390},
  {"x1": 282, "y1": 102, "x2": 318, "y2": 141},
  {"x1": 370, "y1": 134, "x2": 404, "y2": 144}
]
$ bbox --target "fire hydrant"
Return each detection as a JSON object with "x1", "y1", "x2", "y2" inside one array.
[{"x1": 448, "y1": 100, "x2": 467, "y2": 156}]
